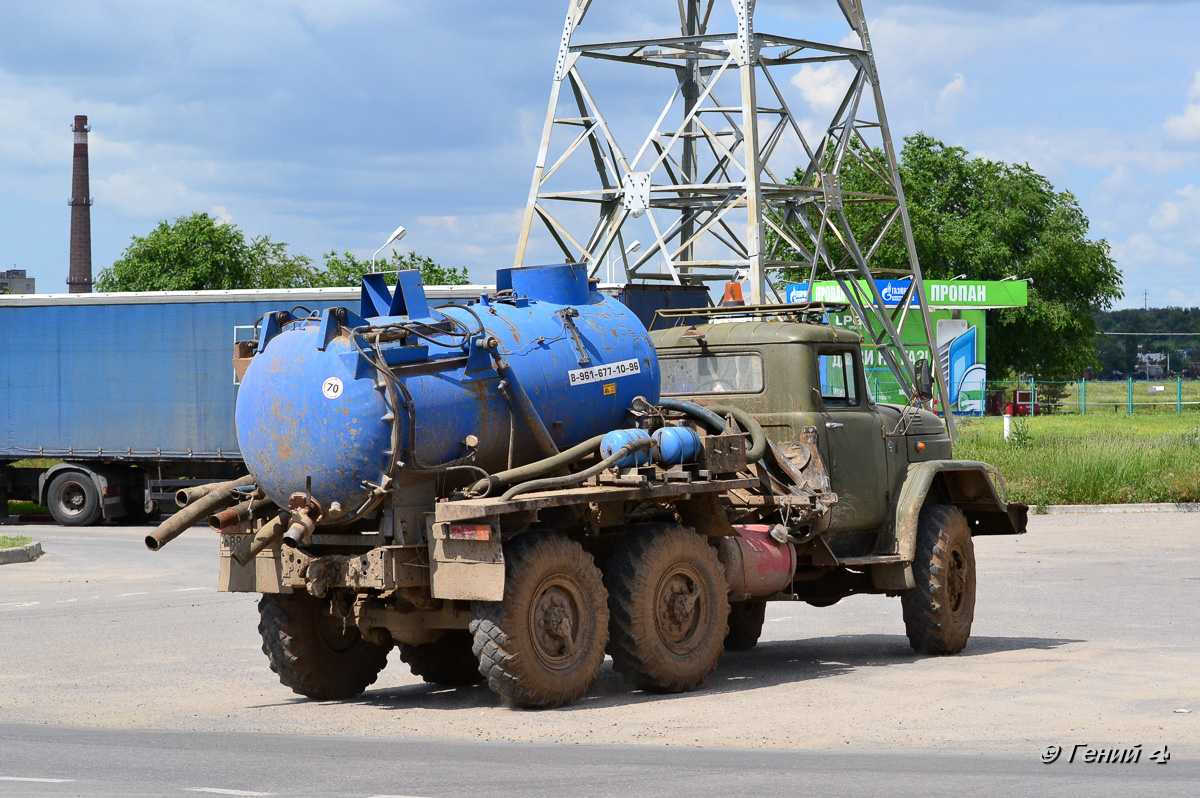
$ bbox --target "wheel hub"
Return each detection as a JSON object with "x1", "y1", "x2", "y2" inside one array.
[
  {"x1": 60, "y1": 483, "x2": 85, "y2": 514},
  {"x1": 530, "y1": 580, "x2": 584, "y2": 667},
  {"x1": 947, "y1": 548, "x2": 967, "y2": 614},
  {"x1": 655, "y1": 566, "x2": 704, "y2": 653}
]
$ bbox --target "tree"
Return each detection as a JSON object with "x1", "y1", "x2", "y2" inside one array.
[
  {"x1": 781, "y1": 133, "x2": 1123, "y2": 379},
  {"x1": 316, "y1": 250, "x2": 471, "y2": 287},
  {"x1": 95, "y1": 212, "x2": 471, "y2": 291},
  {"x1": 95, "y1": 212, "x2": 314, "y2": 292}
]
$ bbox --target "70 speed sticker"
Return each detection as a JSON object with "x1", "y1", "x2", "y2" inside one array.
[{"x1": 568, "y1": 358, "x2": 641, "y2": 387}]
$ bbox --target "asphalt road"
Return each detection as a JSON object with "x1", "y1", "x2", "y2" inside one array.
[
  {"x1": 1, "y1": 513, "x2": 1197, "y2": 796},
  {"x1": 1, "y1": 722, "x2": 1197, "y2": 798}
]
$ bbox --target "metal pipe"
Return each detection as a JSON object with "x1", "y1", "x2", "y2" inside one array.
[
  {"x1": 500, "y1": 438, "x2": 654, "y2": 501},
  {"x1": 490, "y1": 352, "x2": 560, "y2": 459},
  {"x1": 467, "y1": 434, "x2": 605, "y2": 497},
  {"x1": 234, "y1": 512, "x2": 289, "y2": 566},
  {"x1": 146, "y1": 484, "x2": 244, "y2": 551},
  {"x1": 656, "y1": 398, "x2": 767, "y2": 463},
  {"x1": 281, "y1": 508, "x2": 319, "y2": 549},
  {"x1": 176, "y1": 474, "x2": 254, "y2": 508},
  {"x1": 209, "y1": 497, "x2": 278, "y2": 532}
]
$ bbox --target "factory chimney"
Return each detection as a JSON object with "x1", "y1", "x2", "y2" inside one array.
[{"x1": 67, "y1": 114, "x2": 93, "y2": 293}]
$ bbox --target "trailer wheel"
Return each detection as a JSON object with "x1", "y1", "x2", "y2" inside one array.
[
  {"x1": 470, "y1": 533, "x2": 609, "y2": 708},
  {"x1": 399, "y1": 631, "x2": 485, "y2": 687},
  {"x1": 258, "y1": 592, "x2": 391, "y2": 700},
  {"x1": 724, "y1": 600, "x2": 767, "y2": 651},
  {"x1": 902, "y1": 504, "x2": 976, "y2": 655},
  {"x1": 605, "y1": 525, "x2": 729, "y2": 693},
  {"x1": 46, "y1": 472, "x2": 102, "y2": 527}
]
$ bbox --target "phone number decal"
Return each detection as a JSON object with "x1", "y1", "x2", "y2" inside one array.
[{"x1": 568, "y1": 358, "x2": 642, "y2": 386}]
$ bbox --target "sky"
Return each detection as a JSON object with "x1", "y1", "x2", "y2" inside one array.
[{"x1": 1, "y1": 0, "x2": 1198, "y2": 309}]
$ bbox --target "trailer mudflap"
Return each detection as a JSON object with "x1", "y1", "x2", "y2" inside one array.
[
  {"x1": 219, "y1": 535, "x2": 288, "y2": 593},
  {"x1": 429, "y1": 520, "x2": 505, "y2": 601}
]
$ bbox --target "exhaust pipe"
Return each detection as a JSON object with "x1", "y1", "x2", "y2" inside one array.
[
  {"x1": 176, "y1": 475, "x2": 254, "y2": 508},
  {"x1": 146, "y1": 482, "x2": 250, "y2": 551}
]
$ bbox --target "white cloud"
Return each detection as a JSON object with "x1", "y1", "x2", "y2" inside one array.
[
  {"x1": 934, "y1": 74, "x2": 972, "y2": 121},
  {"x1": 1165, "y1": 71, "x2": 1200, "y2": 141},
  {"x1": 790, "y1": 63, "x2": 856, "y2": 116},
  {"x1": 1149, "y1": 185, "x2": 1200, "y2": 238},
  {"x1": 1165, "y1": 106, "x2": 1200, "y2": 141},
  {"x1": 93, "y1": 166, "x2": 199, "y2": 220}
]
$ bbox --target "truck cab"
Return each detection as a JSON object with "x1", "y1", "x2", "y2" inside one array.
[{"x1": 651, "y1": 316, "x2": 1025, "y2": 575}]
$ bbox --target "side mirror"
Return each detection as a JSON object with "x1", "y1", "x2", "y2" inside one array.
[{"x1": 915, "y1": 358, "x2": 934, "y2": 401}]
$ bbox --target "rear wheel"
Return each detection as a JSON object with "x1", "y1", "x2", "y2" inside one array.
[
  {"x1": 470, "y1": 533, "x2": 609, "y2": 708},
  {"x1": 46, "y1": 472, "x2": 102, "y2": 527},
  {"x1": 902, "y1": 504, "x2": 976, "y2": 655},
  {"x1": 399, "y1": 631, "x2": 485, "y2": 687},
  {"x1": 724, "y1": 600, "x2": 767, "y2": 651},
  {"x1": 605, "y1": 524, "x2": 729, "y2": 693},
  {"x1": 258, "y1": 592, "x2": 391, "y2": 699}
]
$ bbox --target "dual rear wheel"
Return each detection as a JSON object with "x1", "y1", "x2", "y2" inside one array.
[{"x1": 468, "y1": 525, "x2": 729, "y2": 708}]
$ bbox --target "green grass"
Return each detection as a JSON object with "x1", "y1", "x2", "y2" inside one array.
[
  {"x1": 7, "y1": 501, "x2": 50, "y2": 515},
  {"x1": 0, "y1": 535, "x2": 33, "y2": 549},
  {"x1": 956, "y1": 414, "x2": 1200, "y2": 506}
]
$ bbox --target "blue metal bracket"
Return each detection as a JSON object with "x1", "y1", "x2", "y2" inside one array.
[
  {"x1": 360, "y1": 274, "x2": 394, "y2": 319},
  {"x1": 391, "y1": 270, "x2": 430, "y2": 319},
  {"x1": 259, "y1": 311, "x2": 291, "y2": 351},
  {"x1": 359, "y1": 270, "x2": 431, "y2": 320},
  {"x1": 341, "y1": 342, "x2": 431, "y2": 379},
  {"x1": 462, "y1": 336, "x2": 498, "y2": 381}
]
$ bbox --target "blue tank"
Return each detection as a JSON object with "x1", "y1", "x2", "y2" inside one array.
[{"x1": 235, "y1": 263, "x2": 660, "y2": 519}]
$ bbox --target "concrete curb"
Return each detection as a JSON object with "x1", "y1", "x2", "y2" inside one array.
[
  {"x1": 0, "y1": 541, "x2": 43, "y2": 565},
  {"x1": 1040, "y1": 502, "x2": 1200, "y2": 515}
]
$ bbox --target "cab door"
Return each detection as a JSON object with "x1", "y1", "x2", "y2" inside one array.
[{"x1": 815, "y1": 348, "x2": 889, "y2": 531}]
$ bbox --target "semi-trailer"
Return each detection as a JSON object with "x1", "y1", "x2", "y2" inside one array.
[{"x1": 0, "y1": 284, "x2": 482, "y2": 525}]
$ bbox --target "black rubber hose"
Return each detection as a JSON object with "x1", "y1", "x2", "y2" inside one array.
[
  {"x1": 656, "y1": 397, "x2": 767, "y2": 463},
  {"x1": 468, "y1": 434, "x2": 606, "y2": 497},
  {"x1": 500, "y1": 438, "x2": 654, "y2": 501}
]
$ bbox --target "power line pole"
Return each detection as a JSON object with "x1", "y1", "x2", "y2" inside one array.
[{"x1": 514, "y1": 0, "x2": 955, "y2": 436}]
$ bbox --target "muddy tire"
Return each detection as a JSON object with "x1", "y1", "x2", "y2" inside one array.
[
  {"x1": 258, "y1": 593, "x2": 391, "y2": 699},
  {"x1": 605, "y1": 524, "x2": 729, "y2": 693},
  {"x1": 902, "y1": 504, "x2": 976, "y2": 655},
  {"x1": 724, "y1": 600, "x2": 767, "y2": 651},
  {"x1": 399, "y1": 631, "x2": 485, "y2": 687},
  {"x1": 470, "y1": 533, "x2": 609, "y2": 708},
  {"x1": 47, "y1": 472, "x2": 102, "y2": 527}
]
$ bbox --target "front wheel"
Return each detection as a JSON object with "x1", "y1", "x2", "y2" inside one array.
[
  {"x1": 901, "y1": 504, "x2": 976, "y2": 655},
  {"x1": 258, "y1": 593, "x2": 391, "y2": 699},
  {"x1": 46, "y1": 472, "x2": 102, "y2": 527},
  {"x1": 605, "y1": 524, "x2": 729, "y2": 693},
  {"x1": 470, "y1": 533, "x2": 609, "y2": 708}
]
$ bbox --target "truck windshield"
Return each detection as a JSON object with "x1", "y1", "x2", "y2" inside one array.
[{"x1": 660, "y1": 353, "x2": 763, "y2": 395}]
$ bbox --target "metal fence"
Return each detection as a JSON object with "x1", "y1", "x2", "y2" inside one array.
[{"x1": 864, "y1": 369, "x2": 1200, "y2": 415}]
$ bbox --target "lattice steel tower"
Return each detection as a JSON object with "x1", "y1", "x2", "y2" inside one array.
[{"x1": 514, "y1": 0, "x2": 953, "y2": 419}]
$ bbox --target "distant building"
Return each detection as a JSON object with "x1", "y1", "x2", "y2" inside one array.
[{"x1": 0, "y1": 269, "x2": 35, "y2": 294}]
